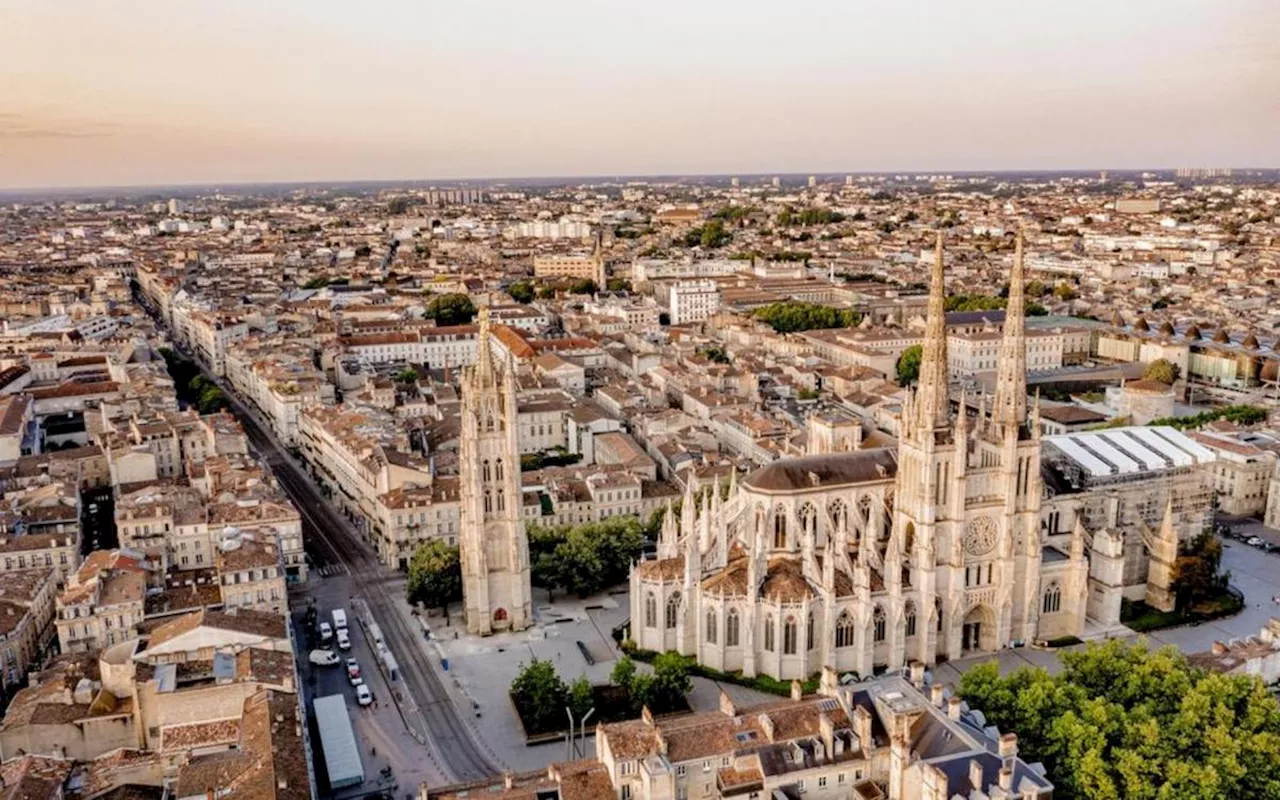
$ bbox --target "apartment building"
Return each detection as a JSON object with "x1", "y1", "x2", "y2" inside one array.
[
  {"x1": 533, "y1": 253, "x2": 604, "y2": 285},
  {"x1": 215, "y1": 535, "x2": 288, "y2": 615},
  {"x1": 669, "y1": 281, "x2": 721, "y2": 325},
  {"x1": 55, "y1": 549, "x2": 150, "y2": 653},
  {"x1": 0, "y1": 568, "x2": 56, "y2": 690},
  {"x1": 1188, "y1": 431, "x2": 1275, "y2": 517}
]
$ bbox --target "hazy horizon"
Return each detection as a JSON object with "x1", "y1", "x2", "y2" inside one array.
[{"x1": 4, "y1": 0, "x2": 1277, "y2": 190}]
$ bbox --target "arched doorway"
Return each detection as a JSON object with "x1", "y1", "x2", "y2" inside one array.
[
  {"x1": 493, "y1": 608, "x2": 508, "y2": 623},
  {"x1": 962, "y1": 605, "x2": 996, "y2": 653}
]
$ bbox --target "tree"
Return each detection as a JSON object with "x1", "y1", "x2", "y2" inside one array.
[
  {"x1": 611, "y1": 654, "x2": 637, "y2": 689},
  {"x1": 394, "y1": 368, "x2": 419, "y2": 384},
  {"x1": 649, "y1": 652, "x2": 692, "y2": 713},
  {"x1": 1171, "y1": 531, "x2": 1228, "y2": 608},
  {"x1": 529, "y1": 517, "x2": 645, "y2": 598},
  {"x1": 424, "y1": 293, "x2": 477, "y2": 326},
  {"x1": 567, "y1": 675, "x2": 594, "y2": 719},
  {"x1": 507, "y1": 281, "x2": 535, "y2": 304},
  {"x1": 550, "y1": 530, "x2": 606, "y2": 598},
  {"x1": 606, "y1": 278, "x2": 632, "y2": 293},
  {"x1": 959, "y1": 640, "x2": 1280, "y2": 800},
  {"x1": 567, "y1": 279, "x2": 598, "y2": 295},
  {"x1": 405, "y1": 540, "x2": 462, "y2": 613},
  {"x1": 1053, "y1": 282, "x2": 1078, "y2": 301},
  {"x1": 696, "y1": 346, "x2": 730, "y2": 364},
  {"x1": 510, "y1": 659, "x2": 568, "y2": 734},
  {"x1": 896, "y1": 344, "x2": 923, "y2": 386},
  {"x1": 1143, "y1": 359, "x2": 1180, "y2": 385},
  {"x1": 387, "y1": 197, "x2": 410, "y2": 215}
]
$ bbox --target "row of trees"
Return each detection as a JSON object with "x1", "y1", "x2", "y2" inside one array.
[
  {"x1": 529, "y1": 516, "x2": 647, "y2": 599},
  {"x1": 520, "y1": 446, "x2": 583, "y2": 471},
  {"x1": 509, "y1": 651, "x2": 692, "y2": 735},
  {"x1": 776, "y1": 207, "x2": 846, "y2": 226},
  {"x1": 945, "y1": 293, "x2": 1049, "y2": 316},
  {"x1": 959, "y1": 640, "x2": 1280, "y2": 800},
  {"x1": 753, "y1": 302, "x2": 861, "y2": 334},
  {"x1": 158, "y1": 348, "x2": 229, "y2": 414},
  {"x1": 683, "y1": 220, "x2": 731, "y2": 249},
  {"x1": 1149, "y1": 404, "x2": 1267, "y2": 430}
]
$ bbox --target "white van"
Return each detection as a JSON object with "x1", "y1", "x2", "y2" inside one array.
[
  {"x1": 332, "y1": 609, "x2": 348, "y2": 631},
  {"x1": 318, "y1": 621, "x2": 333, "y2": 642},
  {"x1": 336, "y1": 628, "x2": 351, "y2": 651}
]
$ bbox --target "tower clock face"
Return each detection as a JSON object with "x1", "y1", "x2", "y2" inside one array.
[{"x1": 963, "y1": 516, "x2": 997, "y2": 556}]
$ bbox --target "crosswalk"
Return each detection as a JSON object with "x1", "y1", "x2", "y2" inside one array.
[{"x1": 314, "y1": 563, "x2": 350, "y2": 578}]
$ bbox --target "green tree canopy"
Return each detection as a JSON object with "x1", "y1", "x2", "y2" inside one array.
[
  {"x1": 510, "y1": 659, "x2": 568, "y2": 734},
  {"x1": 567, "y1": 279, "x2": 598, "y2": 295},
  {"x1": 528, "y1": 517, "x2": 646, "y2": 598},
  {"x1": 424, "y1": 293, "x2": 477, "y2": 326},
  {"x1": 959, "y1": 640, "x2": 1280, "y2": 800},
  {"x1": 895, "y1": 344, "x2": 923, "y2": 386},
  {"x1": 405, "y1": 540, "x2": 462, "y2": 612},
  {"x1": 752, "y1": 302, "x2": 860, "y2": 334},
  {"x1": 684, "y1": 220, "x2": 731, "y2": 249},
  {"x1": 507, "y1": 281, "x2": 535, "y2": 304},
  {"x1": 606, "y1": 278, "x2": 633, "y2": 293},
  {"x1": 1142, "y1": 358, "x2": 1181, "y2": 385}
]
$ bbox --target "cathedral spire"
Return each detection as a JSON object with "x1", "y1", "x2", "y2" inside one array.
[
  {"x1": 475, "y1": 304, "x2": 495, "y2": 385},
  {"x1": 992, "y1": 230, "x2": 1028, "y2": 429},
  {"x1": 913, "y1": 231, "x2": 951, "y2": 435}
]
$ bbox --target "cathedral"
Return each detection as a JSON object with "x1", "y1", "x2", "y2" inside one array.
[
  {"x1": 629, "y1": 233, "x2": 1194, "y2": 680},
  {"x1": 458, "y1": 307, "x2": 533, "y2": 635}
]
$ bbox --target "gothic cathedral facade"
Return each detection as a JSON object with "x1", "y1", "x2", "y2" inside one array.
[
  {"x1": 630, "y1": 232, "x2": 1097, "y2": 680},
  {"x1": 459, "y1": 307, "x2": 533, "y2": 635}
]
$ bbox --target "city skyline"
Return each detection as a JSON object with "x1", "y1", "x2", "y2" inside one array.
[{"x1": 3, "y1": 0, "x2": 1277, "y2": 189}]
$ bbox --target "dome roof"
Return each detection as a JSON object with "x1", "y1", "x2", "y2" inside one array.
[
  {"x1": 1135, "y1": 317, "x2": 1150, "y2": 332},
  {"x1": 744, "y1": 449, "x2": 898, "y2": 493}
]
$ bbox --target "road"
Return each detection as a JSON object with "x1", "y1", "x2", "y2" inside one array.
[{"x1": 224, "y1": 379, "x2": 502, "y2": 784}]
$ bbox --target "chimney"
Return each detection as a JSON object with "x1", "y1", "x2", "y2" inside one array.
[
  {"x1": 947, "y1": 696, "x2": 963, "y2": 721},
  {"x1": 818, "y1": 712, "x2": 834, "y2": 759},
  {"x1": 968, "y1": 760, "x2": 983, "y2": 792},
  {"x1": 504, "y1": 773, "x2": 515, "y2": 790},
  {"x1": 908, "y1": 661, "x2": 925, "y2": 688},
  {"x1": 719, "y1": 690, "x2": 736, "y2": 718},
  {"x1": 790, "y1": 680, "x2": 803, "y2": 702},
  {"x1": 999, "y1": 768, "x2": 1013, "y2": 792},
  {"x1": 998, "y1": 733, "x2": 1018, "y2": 761},
  {"x1": 1211, "y1": 641, "x2": 1229, "y2": 655},
  {"x1": 820, "y1": 665, "x2": 840, "y2": 696},
  {"x1": 930, "y1": 684, "x2": 945, "y2": 708},
  {"x1": 758, "y1": 712, "x2": 775, "y2": 742},
  {"x1": 641, "y1": 705, "x2": 654, "y2": 727},
  {"x1": 853, "y1": 705, "x2": 872, "y2": 754}
]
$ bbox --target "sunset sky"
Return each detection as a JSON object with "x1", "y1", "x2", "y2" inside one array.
[{"x1": 2, "y1": 0, "x2": 1276, "y2": 188}]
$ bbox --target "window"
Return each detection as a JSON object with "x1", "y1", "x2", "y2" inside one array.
[
  {"x1": 773, "y1": 507, "x2": 787, "y2": 549},
  {"x1": 483, "y1": 460, "x2": 491, "y2": 482},
  {"x1": 873, "y1": 607, "x2": 886, "y2": 643},
  {"x1": 838, "y1": 773, "x2": 846, "y2": 785},
  {"x1": 905, "y1": 602, "x2": 917, "y2": 638},
  {"x1": 726, "y1": 609, "x2": 740, "y2": 647},
  {"x1": 621, "y1": 785, "x2": 632, "y2": 800},
  {"x1": 806, "y1": 613, "x2": 814, "y2": 651},
  {"x1": 1043, "y1": 582, "x2": 1062, "y2": 614},
  {"x1": 836, "y1": 612, "x2": 854, "y2": 648},
  {"x1": 495, "y1": 459, "x2": 504, "y2": 481},
  {"x1": 797, "y1": 780, "x2": 806, "y2": 794},
  {"x1": 483, "y1": 491, "x2": 492, "y2": 513},
  {"x1": 702, "y1": 760, "x2": 711, "y2": 773},
  {"x1": 764, "y1": 615, "x2": 775, "y2": 652},
  {"x1": 706, "y1": 610, "x2": 717, "y2": 644},
  {"x1": 645, "y1": 593, "x2": 657, "y2": 628},
  {"x1": 666, "y1": 592, "x2": 681, "y2": 629},
  {"x1": 783, "y1": 616, "x2": 798, "y2": 655},
  {"x1": 818, "y1": 777, "x2": 827, "y2": 789},
  {"x1": 936, "y1": 597, "x2": 944, "y2": 632},
  {"x1": 676, "y1": 765, "x2": 686, "y2": 777}
]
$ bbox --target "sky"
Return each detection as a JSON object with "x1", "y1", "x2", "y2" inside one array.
[{"x1": 1, "y1": 0, "x2": 1277, "y2": 188}]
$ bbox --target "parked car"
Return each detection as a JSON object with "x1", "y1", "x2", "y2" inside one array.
[
  {"x1": 356, "y1": 683, "x2": 372, "y2": 706},
  {"x1": 318, "y1": 621, "x2": 333, "y2": 642},
  {"x1": 1248, "y1": 537, "x2": 1264, "y2": 547},
  {"x1": 347, "y1": 658, "x2": 362, "y2": 685},
  {"x1": 309, "y1": 649, "x2": 340, "y2": 667},
  {"x1": 336, "y1": 628, "x2": 351, "y2": 651}
]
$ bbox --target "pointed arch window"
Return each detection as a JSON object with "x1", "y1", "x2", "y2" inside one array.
[
  {"x1": 835, "y1": 612, "x2": 855, "y2": 648},
  {"x1": 644, "y1": 593, "x2": 657, "y2": 628},
  {"x1": 783, "y1": 616, "x2": 798, "y2": 655},
  {"x1": 764, "y1": 614, "x2": 775, "y2": 652},
  {"x1": 1043, "y1": 582, "x2": 1062, "y2": 614},
  {"x1": 483, "y1": 491, "x2": 492, "y2": 514},
  {"x1": 904, "y1": 601, "x2": 918, "y2": 638},
  {"x1": 483, "y1": 460, "x2": 491, "y2": 482},
  {"x1": 936, "y1": 597, "x2": 944, "y2": 632},
  {"x1": 495, "y1": 458, "x2": 504, "y2": 481},
  {"x1": 706, "y1": 610, "x2": 717, "y2": 644},
  {"x1": 726, "y1": 608, "x2": 740, "y2": 647},
  {"x1": 873, "y1": 606, "x2": 887, "y2": 643},
  {"x1": 496, "y1": 492, "x2": 505, "y2": 512},
  {"x1": 773, "y1": 508, "x2": 787, "y2": 550},
  {"x1": 806, "y1": 613, "x2": 815, "y2": 651},
  {"x1": 665, "y1": 592, "x2": 681, "y2": 629}
]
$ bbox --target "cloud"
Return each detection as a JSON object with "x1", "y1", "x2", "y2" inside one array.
[{"x1": 0, "y1": 114, "x2": 113, "y2": 139}]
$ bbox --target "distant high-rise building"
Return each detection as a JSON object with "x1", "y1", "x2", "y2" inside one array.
[
  {"x1": 771, "y1": 176, "x2": 780, "y2": 188},
  {"x1": 808, "y1": 175, "x2": 816, "y2": 188},
  {"x1": 167, "y1": 198, "x2": 185, "y2": 215},
  {"x1": 845, "y1": 175, "x2": 853, "y2": 186},
  {"x1": 730, "y1": 177, "x2": 739, "y2": 188},
  {"x1": 1099, "y1": 170, "x2": 1108, "y2": 182}
]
